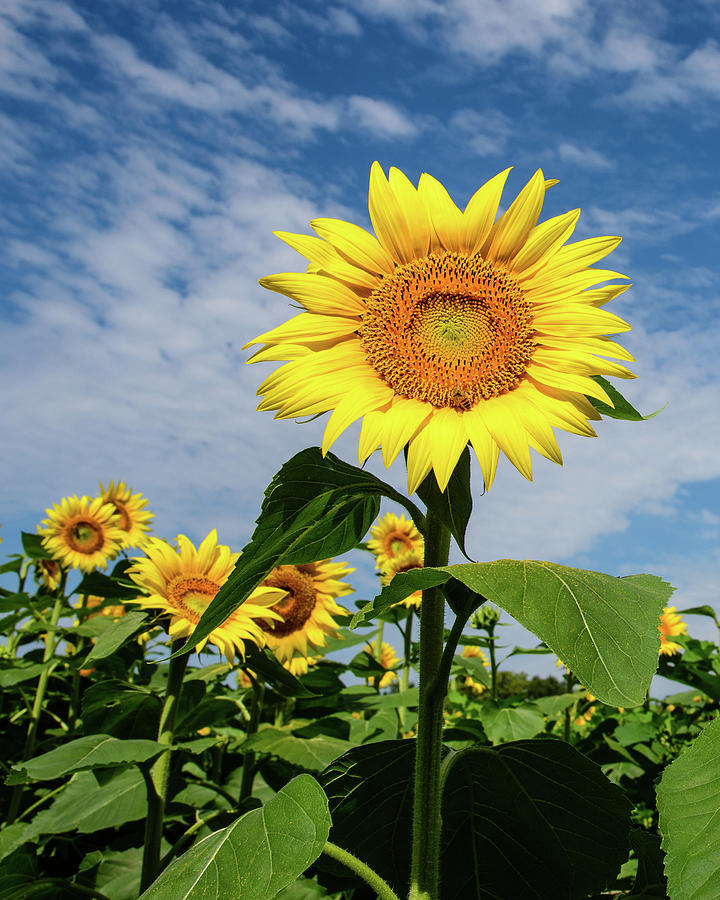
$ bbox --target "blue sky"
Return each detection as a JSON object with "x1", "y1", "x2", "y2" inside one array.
[{"x1": 2, "y1": 0, "x2": 720, "y2": 687}]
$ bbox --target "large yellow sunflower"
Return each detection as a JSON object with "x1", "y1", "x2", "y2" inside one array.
[
  {"x1": 99, "y1": 480, "x2": 154, "y2": 548},
  {"x1": 368, "y1": 512, "x2": 424, "y2": 569},
  {"x1": 246, "y1": 163, "x2": 634, "y2": 493},
  {"x1": 38, "y1": 495, "x2": 125, "y2": 572},
  {"x1": 659, "y1": 606, "x2": 688, "y2": 656},
  {"x1": 126, "y1": 530, "x2": 286, "y2": 662},
  {"x1": 258, "y1": 560, "x2": 353, "y2": 665}
]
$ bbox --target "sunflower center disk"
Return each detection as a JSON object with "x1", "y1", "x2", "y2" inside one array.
[
  {"x1": 262, "y1": 565, "x2": 317, "y2": 637},
  {"x1": 359, "y1": 251, "x2": 536, "y2": 410},
  {"x1": 389, "y1": 533, "x2": 413, "y2": 555},
  {"x1": 167, "y1": 575, "x2": 220, "y2": 621},
  {"x1": 112, "y1": 502, "x2": 131, "y2": 531},
  {"x1": 67, "y1": 520, "x2": 104, "y2": 553}
]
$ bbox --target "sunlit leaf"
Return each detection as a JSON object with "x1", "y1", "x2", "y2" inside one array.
[
  {"x1": 242, "y1": 727, "x2": 356, "y2": 773},
  {"x1": 83, "y1": 611, "x2": 149, "y2": 664},
  {"x1": 475, "y1": 702, "x2": 546, "y2": 744},
  {"x1": 588, "y1": 376, "x2": 664, "y2": 421},
  {"x1": 182, "y1": 448, "x2": 424, "y2": 656},
  {"x1": 657, "y1": 715, "x2": 720, "y2": 899},
  {"x1": 139, "y1": 774, "x2": 330, "y2": 900}
]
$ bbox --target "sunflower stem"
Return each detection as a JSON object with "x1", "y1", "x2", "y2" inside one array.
[
  {"x1": 139, "y1": 641, "x2": 189, "y2": 891},
  {"x1": 398, "y1": 608, "x2": 414, "y2": 732},
  {"x1": 409, "y1": 510, "x2": 450, "y2": 900},
  {"x1": 239, "y1": 674, "x2": 264, "y2": 802},
  {"x1": 374, "y1": 619, "x2": 385, "y2": 663},
  {"x1": 7, "y1": 589, "x2": 66, "y2": 824},
  {"x1": 322, "y1": 841, "x2": 400, "y2": 900}
]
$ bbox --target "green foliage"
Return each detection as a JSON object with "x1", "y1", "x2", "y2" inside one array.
[
  {"x1": 657, "y1": 715, "x2": 720, "y2": 899},
  {"x1": 588, "y1": 376, "x2": 664, "y2": 421},
  {"x1": 184, "y1": 448, "x2": 424, "y2": 655},
  {"x1": 351, "y1": 561, "x2": 674, "y2": 705},
  {"x1": 139, "y1": 775, "x2": 331, "y2": 900},
  {"x1": 440, "y1": 740, "x2": 632, "y2": 899}
]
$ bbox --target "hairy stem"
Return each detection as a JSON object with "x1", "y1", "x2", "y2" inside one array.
[
  {"x1": 323, "y1": 841, "x2": 400, "y2": 900},
  {"x1": 409, "y1": 510, "x2": 451, "y2": 900}
]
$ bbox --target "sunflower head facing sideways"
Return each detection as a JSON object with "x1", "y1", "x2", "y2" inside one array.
[
  {"x1": 99, "y1": 480, "x2": 154, "y2": 548},
  {"x1": 381, "y1": 548, "x2": 425, "y2": 609},
  {"x1": 258, "y1": 560, "x2": 353, "y2": 665},
  {"x1": 38, "y1": 495, "x2": 126, "y2": 573},
  {"x1": 365, "y1": 640, "x2": 400, "y2": 689},
  {"x1": 368, "y1": 512, "x2": 424, "y2": 570},
  {"x1": 246, "y1": 163, "x2": 634, "y2": 494},
  {"x1": 126, "y1": 530, "x2": 286, "y2": 662},
  {"x1": 658, "y1": 606, "x2": 688, "y2": 656}
]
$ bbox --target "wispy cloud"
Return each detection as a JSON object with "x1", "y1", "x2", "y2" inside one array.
[{"x1": 557, "y1": 141, "x2": 615, "y2": 170}]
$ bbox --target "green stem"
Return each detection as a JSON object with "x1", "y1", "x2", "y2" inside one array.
[
  {"x1": 564, "y1": 669, "x2": 574, "y2": 743},
  {"x1": 322, "y1": 840, "x2": 400, "y2": 900},
  {"x1": 139, "y1": 641, "x2": 189, "y2": 892},
  {"x1": 398, "y1": 609, "x2": 414, "y2": 732},
  {"x1": 7, "y1": 591, "x2": 65, "y2": 824},
  {"x1": 488, "y1": 626, "x2": 498, "y2": 702},
  {"x1": 239, "y1": 675, "x2": 265, "y2": 803},
  {"x1": 410, "y1": 510, "x2": 451, "y2": 900},
  {"x1": 374, "y1": 619, "x2": 385, "y2": 663}
]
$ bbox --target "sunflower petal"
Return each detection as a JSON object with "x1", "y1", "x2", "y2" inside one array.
[
  {"x1": 322, "y1": 381, "x2": 394, "y2": 455},
  {"x1": 389, "y1": 166, "x2": 431, "y2": 258},
  {"x1": 380, "y1": 398, "x2": 432, "y2": 466},
  {"x1": 418, "y1": 172, "x2": 464, "y2": 253},
  {"x1": 484, "y1": 169, "x2": 546, "y2": 264},
  {"x1": 476, "y1": 399, "x2": 533, "y2": 480},
  {"x1": 369, "y1": 161, "x2": 416, "y2": 265},
  {"x1": 311, "y1": 218, "x2": 395, "y2": 275},
  {"x1": 463, "y1": 410, "x2": 500, "y2": 490},
  {"x1": 258, "y1": 273, "x2": 366, "y2": 316},
  {"x1": 462, "y1": 167, "x2": 512, "y2": 255}
]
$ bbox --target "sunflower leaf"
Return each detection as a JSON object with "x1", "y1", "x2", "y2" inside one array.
[
  {"x1": 180, "y1": 448, "x2": 425, "y2": 657},
  {"x1": 72, "y1": 570, "x2": 139, "y2": 599},
  {"x1": 414, "y1": 446, "x2": 473, "y2": 559},
  {"x1": 350, "y1": 561, "x2": 673, "y2": 706},
  {"x1": 440, "y1": 740, "x2": 631, "y2": 899},
  {"x1": 83, "y1": 611, "x2": 149, "y2": 665},
  {"x1": 20, "y1": 532, "x2": 52, "y2": 560},
  {"x1": 657, "y1": 714, "x2": 720, "y2": 900},
  {"x1": 588, "y1": 376, "x2": 665, "y2": 420},
  {"x1": 138, "y1": 774, "x2": 330, "y2": 900}
]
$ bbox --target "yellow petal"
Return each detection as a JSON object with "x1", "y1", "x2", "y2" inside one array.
[
  {"x1": 426, "y1": 407, "x2": 469, "y2": 492},
  {"x1": 258, "y1": 273, "x2": 366, "y2": 316},
  {"x1": 418, "y1": 172, "x2": 464, "y2": 253},
  {"x1": 525, "y1": 365, "x2": 614, "y2": 405},
  {"x1": 388, "y1": 166, "x2": 431, "y2": 258},
  {"x1": 529, "y1": 269, "x2": 629, "y2": 303},
  {"x1": 462, "y1": 167, "x2": 512, "y2": 255},
  {"x1": 475, "y1": 399, "x2": 533, "y2": 480},
  {"x1": 484, "y1": 169, "x2": 546, "y2": 264},
  {"x1": 311, "y1": 217, "x2": 395, "y2": 275},
  {"x1": 243, "y1": 313, "x2": 359, "y2": 349},
  {"x1": 368, "y1": 161, "x2": 416, "y2": 265},
  {"x1": 509, "y1": 208, "x2": 580, "y2": 274},
  {"x1": 322, "y1": 382, "x2": 394, "y2": 455},
  {"x1": 274, "y1": 231, "x2": 379, "y2": 292},
  {"x1": 405, "y1": 422, "x2": 436, "y2": 495},
  {"x1": 530, "y1": 236, "x2": 622, "y2": 285},
  {"x1": 463, "y1": 410, "x2": 499, "y2": 491},
  {"x1": 380, "y1": 397, "x2": 432, "y2": 467},
  {"x1": 533, "y1": 306, "x2": 632, "y2": 336},
  {"x1": 358, "y1": 409, "x2": 387, "y2": 463},
  {"x1": 574, "y1": 284, "x2": 630, "y2": 307}
]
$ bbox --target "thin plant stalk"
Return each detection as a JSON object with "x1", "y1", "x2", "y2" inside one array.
[
  {"x1": 374, "y1": 618, "x2": 385, "y2": 663},
  {"x1": 487, "y1": 623, "x2": 498, "y2": 702},
  {"x1": 7, "y1": 589, "x2": 66, "y2": 824},
  {"x1": 323, "y1": 841, "x2": 400, "y2": 900},
  {"x1": 397, "y1": 608, "x2": 414, "y2": 732},
  {"x1": 409, "y1": 511, "x2": 451, "y2": 900},
  {"x1": 239, "y1": 674, "x2": 265, "y2": 802},
  {"x1": 139, "y1": 641, "x2": 189, "y2": 891}
]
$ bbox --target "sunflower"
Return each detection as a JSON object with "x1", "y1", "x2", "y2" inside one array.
[
  {"x1": 38, "y1": 495, "x2": 125, "y2": 572},
  {"x1": 258, "y1": 560, "x2": 353, "y2": 665},
  {"x1": 382, "y1": 548, "x2": 424, "y2": 609},
  {"x1": 35, "y1": 559, "x2": 62, "y2": 591},
  {"x1": 99, "y1": 480, "x2": 154, "y2": 548},
  {"x1": 457, "y1": 644, "x2": 489, "y2": 695},
  {"x1": 659, "y1": 606, "x2": 688, "y2": 656},
  {"x1": 126, "y1": 530, "x2": 286, "y2": 662},
  {"x1": 368, "y1": 512, "x2": 424, "y2": 569},
  {"x1": 365, "y1": 640, "x2": 400, "y2": 689},
  {"x1": 246, "y1": 163, "x2": 633, "y2": 494}
]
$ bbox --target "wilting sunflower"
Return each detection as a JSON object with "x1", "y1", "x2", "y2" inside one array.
[
  {"x1": 126, "y1": 530, "x2": 286, "y2": 662},
  {"x1": 99, "y1": 480, "x2": 154, "y2": 548},
  {"x1": 365, "y1": 640, "x2": 400, "y2": 689},
  {"x1": 246, "y1": 163, "x2": 633, "y2": 493},
  {"x1": 38, "y1": 495, "x2": 125, "y2": 572},
  {"x1": 368, "y1": 512, "x2": 424, "y2": 569},
  {"x1": 258, "y1": 560, "x2": 353, "y2": 666},
  {"x1": 659, "y1": 606, "x2": 688, "y2": 656},
  {"x1": 382, "y1": 548, "x2": 424, "y2": 609}
]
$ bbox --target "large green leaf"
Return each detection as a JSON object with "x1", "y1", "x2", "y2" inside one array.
[
  {"x1": 351, "y1": 562, "x2": 673, "y2": 706},
  {"x1": 440, "y1": 739, "x2": 631, "y2": 899},
  {"x1": 140, "y1": 774, "x2": 331, "y2": 900},
  {"x1": 657, "y1": 714, "x2": 720, "y2": 899},
  {"x1": 20, "y1": 532, "x2": 51, "y2": 560},
  {"x1": 182, "y1": 448, "x2": 424, "y2": 655},
  {"x1": 6, "y1": 734, "x2": 166, "y2": 784},
  {"x1": 242, "y1": 727, "x2": 356, "y2": 772},
  {"x1": 415, "y1": 446, "x2": 473, "y2": 559},
  {"x1": 319, "y1": 739, "x2": 418, "y2": 896},
  {"x1": 83, "y1": 611, "x2": 149, "y2": 664},
  {"x1": 30, "y1": 767, "x2": 147, "y2": 836},
  {"x1": 82, "y1": 680, "x2": 162, "y2": 740},
  {"x1": 0, "y1": 662, "x2": 53, "y2": 688},
  {"x1": 73, "y1": 570, "x2": 139, "y2": 599},
  {"x1": 475, "y1": 701, "x2": 546, "y2": 744}
]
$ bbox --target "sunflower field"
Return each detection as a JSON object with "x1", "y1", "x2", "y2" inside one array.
[{"x1": 3, "y1": 166, "x2": 720, "y2": 900}]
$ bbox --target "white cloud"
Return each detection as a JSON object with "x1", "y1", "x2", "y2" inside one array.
[
  {"x1": 346, "y1": 95, "x2": 419, "y2": 138},
  {"x1": 557, "y1": 141, "x2": 615, "y2": 170},
  {"x1": 449, "y1": 109, "x2": 511, "y2": 156}
]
